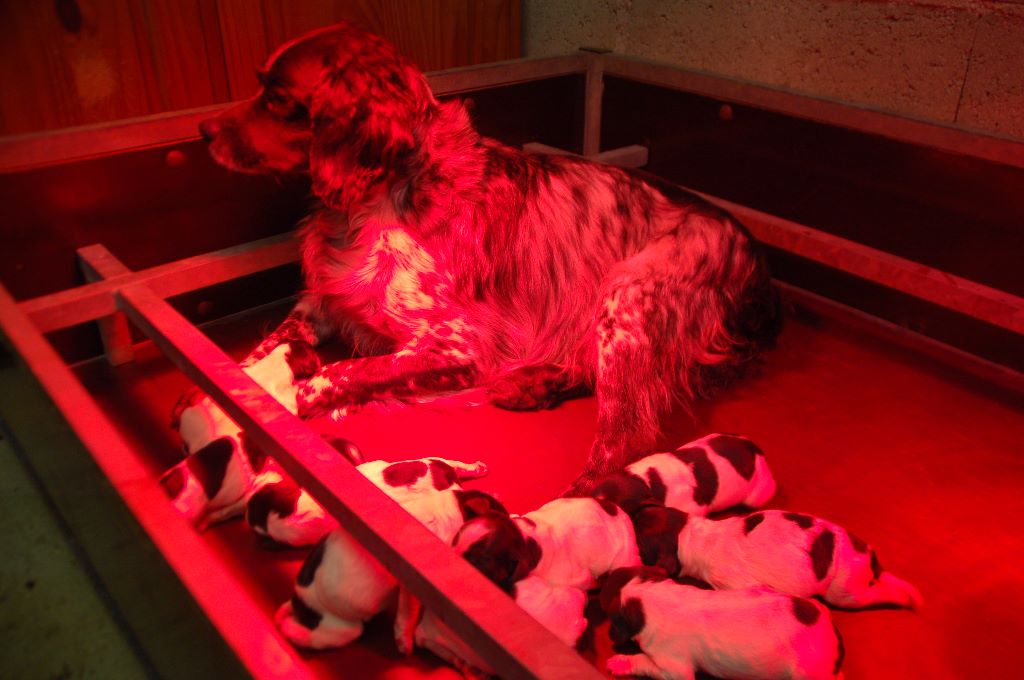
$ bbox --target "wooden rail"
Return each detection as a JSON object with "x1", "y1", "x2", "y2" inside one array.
[
  {"x1": 21, "y1": 233, "x2": 297, "y2": 333},
  {"x1": 0, "y1": 283, "x2": 318, "y2": 680},
  {"x1": 115, "y1": 281, "x2": 601, "y2": 680},
  {"x1": 602, "y1": 54, "x2": 1024, "y2": 170}
]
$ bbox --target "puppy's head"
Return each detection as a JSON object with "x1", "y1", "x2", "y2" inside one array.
[
  {"x1": 199, "y1": 22, "x2": 435, "y2": 209},
  {"x1": 454, "y1": 490, "x2": 509, "y2": 521},
  {"x1": 451, "y1": 513, "x2": 541, "y2": 593},
  {"x1": 631, "y1": 504, "x2": 688, "y2": 577},
  {"x1": 598, "y1": 566, "x2": 667, "y2": 646},
  {"x1": 589, "y1": 470, "x2": 655, "y2": 516}
]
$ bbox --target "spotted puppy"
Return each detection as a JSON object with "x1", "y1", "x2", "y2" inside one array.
[
  {"x1": 161, "y1": 341, "x2": 327, "y2": 530},
  {"x1": 601, "y1": 567, "x2": 844, "y2": 680},
  {"x1": 276, "y1": 457, "x2": 499, "y2": 649},
  {"x1": 242, "y1": 437, "x2": 362, "y2": 548},
  {"x1": 590, "y1": 433, "x2": 776, "y2": 516},
  {"x1": 633, "y1": 505, "x2": 923, "y2": 610},
  {"x1": 411, "y1": 573, "x2": 588, "y2": 677},
  {"x1": 455, "y1": 497, "x2": 642, "y2": 592}
]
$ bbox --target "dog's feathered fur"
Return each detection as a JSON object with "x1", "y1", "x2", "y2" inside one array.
[{"x1": 199, "y1": 23, "x2": 782, "y2": 493}]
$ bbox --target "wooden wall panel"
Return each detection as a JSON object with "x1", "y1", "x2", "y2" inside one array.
[
  {"x1": 0, "y1": 0, "x2": 158, "y2": 134},
  {"x1": 139, "y1": 0, "x2": 225, "y2": 109},
  {"x1": 0, "y1": 0, "x2": 520, "y2": 135},
  {"x1": 215, "y1": 0, "x2": 271, "y2": 101}
]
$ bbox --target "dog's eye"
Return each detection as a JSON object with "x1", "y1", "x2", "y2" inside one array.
[{"x1": 262, "y1": 90, "x2": 308, "y2": 122}]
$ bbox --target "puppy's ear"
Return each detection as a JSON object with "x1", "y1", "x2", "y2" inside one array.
[{"x1": 308, "y1": 60, "x2": 432, "y2": 211}]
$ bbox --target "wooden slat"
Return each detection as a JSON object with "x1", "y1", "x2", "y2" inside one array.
[
  {"x1": 0, "y1": 55, "x2": 589, "y2": 172},
  {"x1": 21, "y1": 233, "x2": 298, "y2": 333},
  {"x1": 592, "y1": 144, "x2": 648, "y2": 168},
  {"x1": 582, "y1": 53, "x2": 604, "y2": 156},
  {"x1": 602, "y1": 54, "x2": 1024, "y2": 170},
  {"x1": 0, "y1": 283, "x2": 316, "y2": 680},
  {"x1": 0, "y1": 104, "x2": 226, "y2": 172},
  {"x1": 694, "y1": 191, "x2": 1024, "y2": 335},
  {"x1": 116, "y1": 283, "x2": 603, "y2": 680},
  {"x1": 427, "y1": 54, "x2": 589, "y2": 96},
  {"x1": 523, "y1": 142, "x2": 648, "y2": 168},
  {"x1": 78, "y1": 244, "x2": 135, "y2": 365},
  {"x1": 777, "y1": 281, "x2": 1024, "y2": 394}
]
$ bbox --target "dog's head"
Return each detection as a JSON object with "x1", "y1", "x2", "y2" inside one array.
[{"x1": 199, "y1": 23, "x2": 435, "y2": 210}]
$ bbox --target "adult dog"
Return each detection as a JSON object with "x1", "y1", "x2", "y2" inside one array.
[{"x1": 198, "y1": 23, "x2": 781, "y2": 494}]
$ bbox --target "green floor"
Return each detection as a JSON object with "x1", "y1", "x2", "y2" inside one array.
[{"x1": 0, "y1": 431, "x2": 151, "y2": 680}]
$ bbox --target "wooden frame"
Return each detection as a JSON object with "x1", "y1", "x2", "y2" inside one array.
[{"x1": 1, "y1": 50, "x2": 1021, "y2": 680}]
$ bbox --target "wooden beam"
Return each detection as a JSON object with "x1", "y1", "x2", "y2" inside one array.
[
  {"x1": 0, "y1": 55, "x2": 590, "y2": 171},
  {"x1": 777, "y1": 281, "x2": 1024, "y2": 394},
  {"x1": 602, "y1": 55, "x2": 1024, "y2": 170},
  {"x1": 115, "y1": 283, "x2": 602, "y2": 680},
  {"x1": 21, "y1": 233, "x2": 298, "y2": 333},
  {"x1": 428, "y1": 54, "x2": 589, "y2": 95},
  {"x1": 582, "y1": 52, "x2": 604, "y2": 157},
  {"x1": 0, "y1": 283, "x2": 317, "y2": 680},
  {"x1": 523, "y1": 142, "x2": 648, "y2": 168},
  {"x1": 693, "y1": 190, "x2": 1024, "y2": 336},
  {"x1": 78, "y1": 244, "x2": 135, "y2": 365}
]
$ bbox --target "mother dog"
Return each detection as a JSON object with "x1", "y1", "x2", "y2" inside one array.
[{"x1": 199, "y1": 23, "x2": 781, "y2": 494}]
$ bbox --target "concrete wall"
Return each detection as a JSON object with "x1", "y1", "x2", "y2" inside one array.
[{"x1": 523, "y1": 0, "x2": 1024, "y2": 141}]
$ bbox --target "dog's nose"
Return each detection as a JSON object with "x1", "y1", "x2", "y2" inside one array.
[{"x1": 198, "y1": 119, "x2": 220, "y2": 143}]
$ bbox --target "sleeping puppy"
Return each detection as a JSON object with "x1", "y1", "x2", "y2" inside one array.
[
  {"x1": 600, "y1": 567, "x2": 845, "y2": 680},
  {"x1": 243, "y1": 441, "x2": 456, "y2": 548},
  {"x1": 633, "y1": 505, "x2": 923, "y2": 610},
  {"x1": 276, "y1": 457, "x2": 499, "y2": 649},
  {"x1": 590, "y1": 432, "x2": 776, "y2": 515},
  {"x1": 410, "y1": 572, "x2": 588, "y2": 677},
  {"x1": 454, "y1": 497, "x2": 642, "y2": 591},
  {"x1": 162, "y1": 341, "x2": 324, "y2": 529},
  {"x1": 407, "y1": 507, "x2": 597, "y2": 675}
]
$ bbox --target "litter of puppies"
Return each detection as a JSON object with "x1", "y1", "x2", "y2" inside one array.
[{"x1": 160, "y1": 415, "x2": 919, "y2": 678}]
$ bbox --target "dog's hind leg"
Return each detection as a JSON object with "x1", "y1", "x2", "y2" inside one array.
[
  {"x1": 566, "y1": 211, "x2": 780, "y2": 496},
  {"x1": 567, "y1": 272, "x2": 668, "y2": 495}
]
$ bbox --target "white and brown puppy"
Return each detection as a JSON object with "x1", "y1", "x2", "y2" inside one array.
[
  {"x1": 633, "y1": 505, "x2": 923, "y2": 610},
  {"x1": 590, "y1": 433, "x2": 776, "y2": 516},
  {"x1": 411, "y1": 573, "x2": 588, "y2": 677},
  {"x1": 162, "y1": 341, "x2": 323, "y2": 529},
  {"x1": 600, "y1": 567, "x2": 845, "y2": 680},
  {"x1": 276, "y1": 458, "x2": 500, "y2": 649},
  {"x1": 454, "y1": 497, "x2": 642, "y2": 592},
  {"x1": 243, "y1": 434, "x2": 364, "y2": 547}
]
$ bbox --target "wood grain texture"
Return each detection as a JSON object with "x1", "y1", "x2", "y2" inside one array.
[
  {"x1": 0, "y1": 0, "x2": 521, "y2": 134},
  {"x1": 0, "y1": 0, "x2": 158, "y2": 133},
  {"x1": 139, "y1": 0, "x2": 221, "y2": 109}
]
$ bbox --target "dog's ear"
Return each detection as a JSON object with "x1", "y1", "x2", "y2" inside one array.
[{"x1": 308, "y1": 57, "x2": 432, "y2": 211}]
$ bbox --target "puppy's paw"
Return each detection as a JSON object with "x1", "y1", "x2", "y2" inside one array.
[{"x1": 606, "y1": 654, "x2": 635, "y2": 676}]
